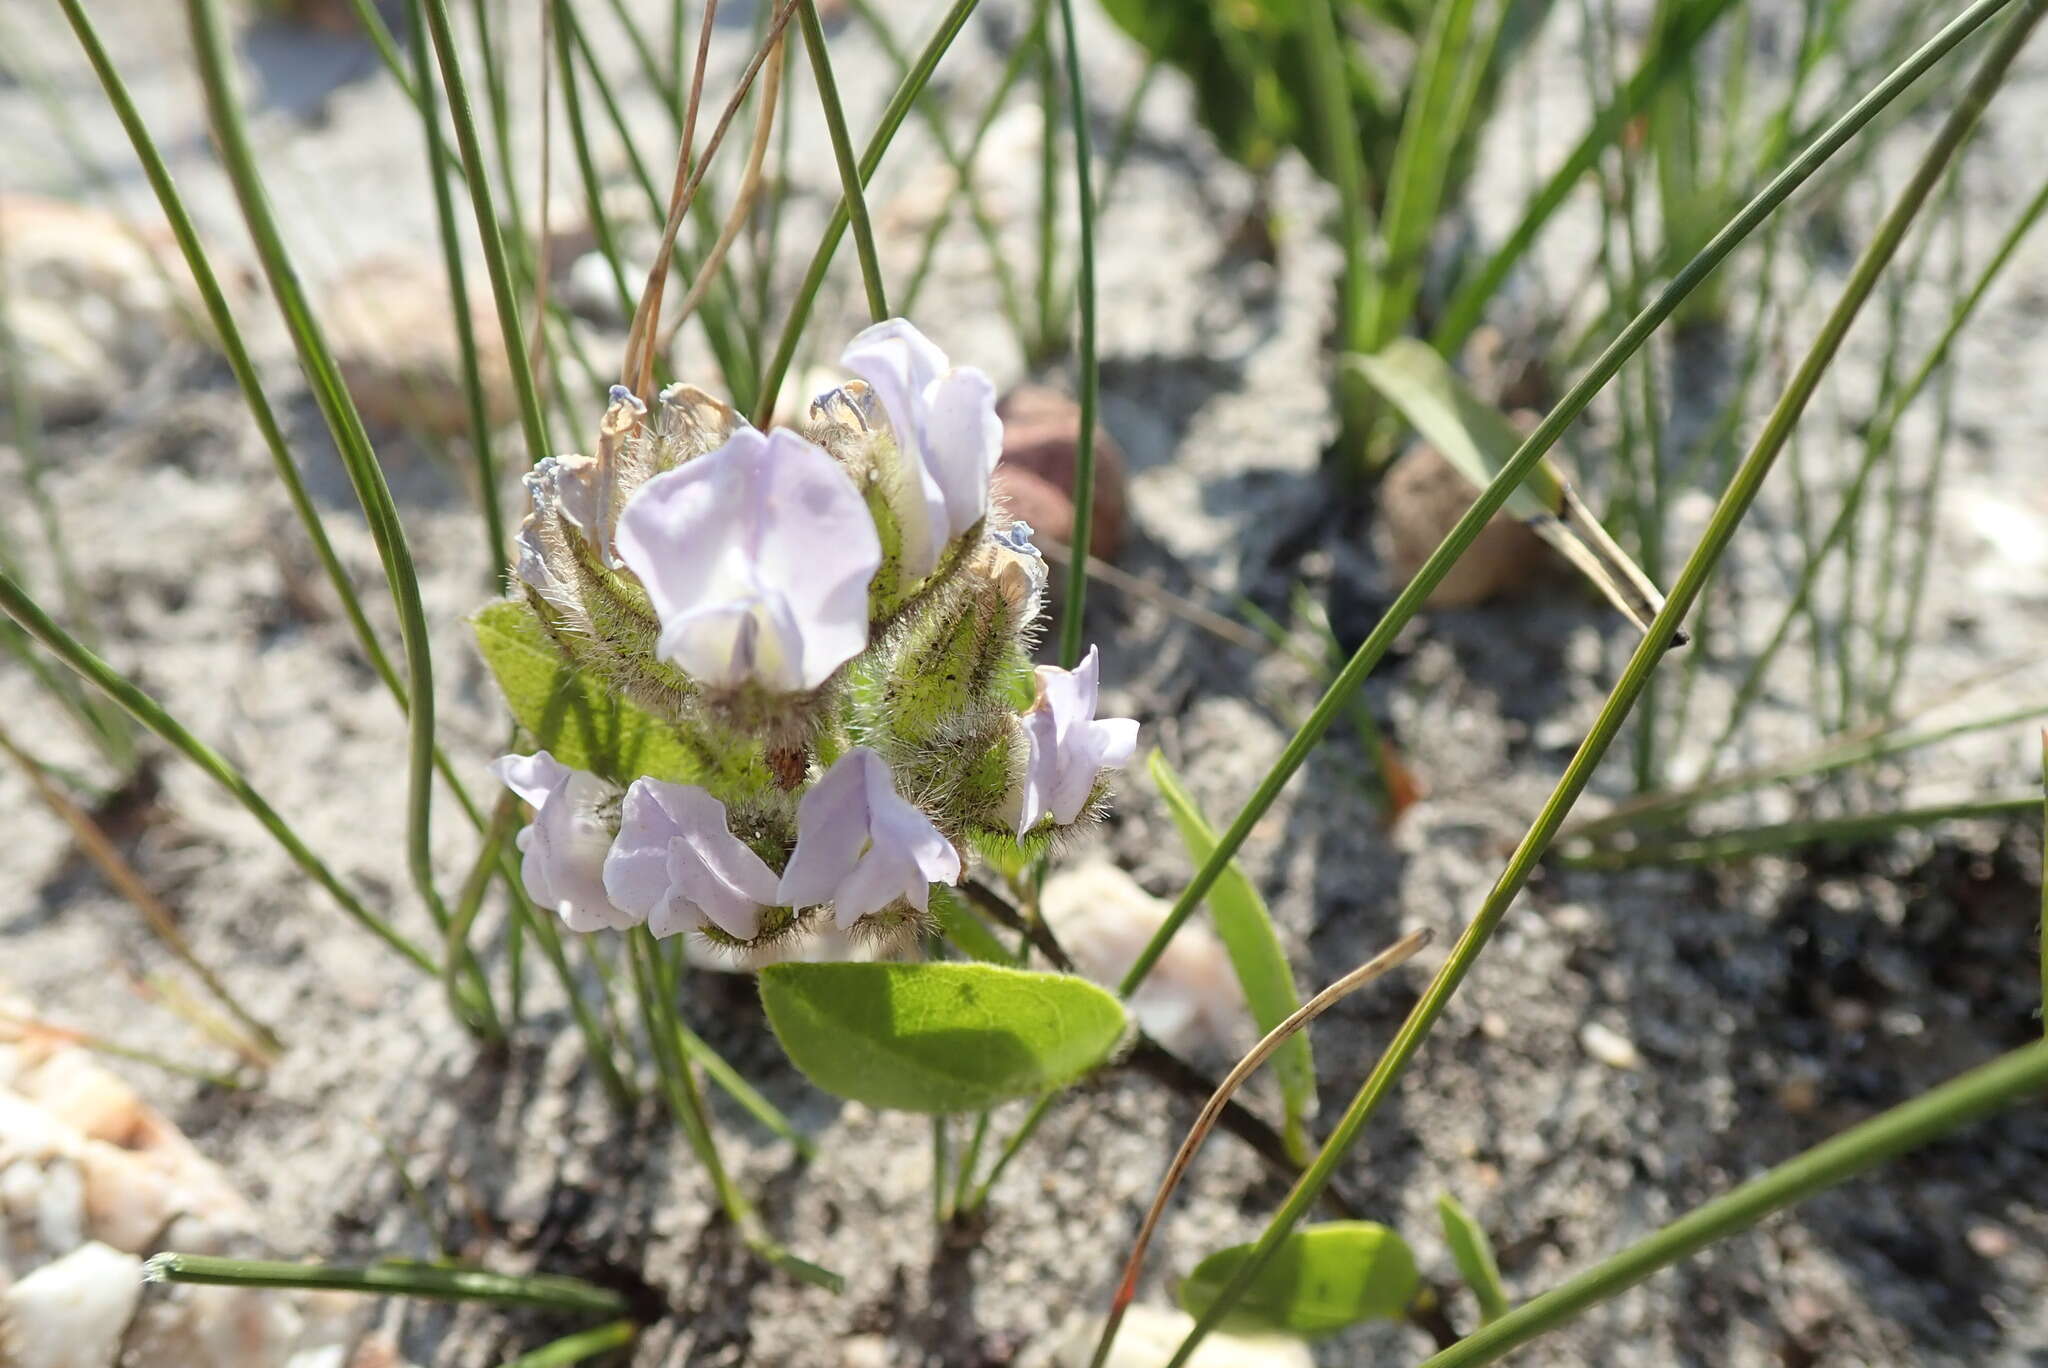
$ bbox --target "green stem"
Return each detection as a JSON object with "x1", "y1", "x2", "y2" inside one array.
[
  {"x1": 505, "y1": 1320, "x2": 639, "y2": 1368},
  {"x1": 1420, "y1": 1036, "x2": 2048, "y2": 1366},
  {"x1": 1114, "y1": 0, "x2": 2027, "y2": 1003},
  {"x1": 417, "y1": 0, "x2": 551, "y2": 470},
  {"x1": 145, "y1": 1253, "x2": 626, "y2": 1317},
  {"x1": 799, "y1": 0, "x2": 888, "y2": 322},
  {"x1": 963, "y1": 1093, "x2": 1055, "y2": 1213},
  {"x1": 407, "y1": 0, "x2": 506, "y2": 587},
  {"x1": 1560, "y1": 794, "x2": 2040, "y2": 870},
  {"x1": 752, "y1": 0, "x2": 983, "y2": 426},
  {"x1": 1166, "y1": 5, "x2": 2041, "y2": 1359},
  {"x1": 1051, "y1": 0, "x2": 1096, "y2": 669}
]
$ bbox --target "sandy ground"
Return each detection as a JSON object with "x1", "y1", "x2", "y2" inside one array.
[{"x1": 3, "y1": 0, "x2": 2048, "y2": 1363}]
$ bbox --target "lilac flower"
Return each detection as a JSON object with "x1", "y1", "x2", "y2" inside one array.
[
  {"x1": 490, "y1": 751, "x2": 632, "y2": 933},
  {"x1": 615, "y1": 427, "x2": 881, "y2": 693},
  {"x1": 603, "y1": 778, "x2": 781, "y2": 940},
  {"x1": 840, "y1": 319, "x2": 1002, "y2": 579},
  {"x1": 1015, "y1": 646, "x2": 1139, "y2": 831},
  {"x1": 777, "y1": 747, "x2": 961, "y2": 927}
]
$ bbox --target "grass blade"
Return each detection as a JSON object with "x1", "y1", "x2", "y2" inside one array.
[
  {"x1": 752, "y1": 0, "x2": 985, "y2": 426},
  {"x1": 145, "y1": 1252, "x2": 627, "y2": 1316},
  {"x1": 1419, "y1": 1036, "x2": 2048, "y2": 1366},
  {"x1": 1149, "y1": 751, "x2": 1315, "y2": 1162},
  {"x1": 0, "y1": 566, "x2": 434, "y2": 976},
  {"x1": 1052, "y1": 0, "x2": 1097, "y2": 668},
  {"x1": 798, "y1": 1, "x2": 888, "y2": 322}
]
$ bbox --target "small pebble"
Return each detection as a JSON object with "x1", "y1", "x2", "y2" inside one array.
[{"x1": 1578, "y1": 1021, "x2": 1643, "y2": 1070}]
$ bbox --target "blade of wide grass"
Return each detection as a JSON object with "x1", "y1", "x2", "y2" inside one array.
[
  {"x1": 1149, "y1": 751, "x2": 1315, "y2": 1163},
  {"x1": 146, "y1": 1252, "x2": 627, "y2": 1316},
  {"x1": 1114, "y1": 0, "x2": 2025, "y2": 1003},
  {"x1": 1164, "y1": 5, "x2": 2040, "y2": 1356}
]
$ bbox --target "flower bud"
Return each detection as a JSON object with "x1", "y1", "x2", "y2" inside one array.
[
  {"x1": 835, "y1": 319, "x2": 1001, "y2": 600},
  {"x1": 1009, "y1": 646, "x2": 1139, "y2": 834}
]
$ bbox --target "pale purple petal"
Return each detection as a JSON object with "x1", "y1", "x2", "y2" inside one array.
[
  {"x1": 782, "y1": 747, "x2": 958, "y2": 924},
  {"x1": 830, "y1": 848, "x2": 916, "y2": 927},
  {"x1": 1012, "y1": 647, "x2": 1139, "y2": 831},
  {"x1": 921, "y1": 367, "x2": 1001, "y2": 538},
  {"x1": 607, "y1": 778, "x2": 779, "y2": 941},
  {"x1": 775, "y1": 751, "x2": 872, "y2": 908},
  {"x1": 839, "y1": 319, "x2": 997, "y2": 578},
  {"x1": 617, "y1": 428, "x2": 878, "y2": 692},
  {"x1": 491, "y1": 751, "x2": 571, "y2": 810},
  {"x1": 496, "y1": 754, "x2": 630, "y2": 932}
]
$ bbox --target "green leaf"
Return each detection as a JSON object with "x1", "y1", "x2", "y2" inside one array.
[
  {"x1": 1438, "y1": 1192, "x2": 1510, "y2": 1325},
  {"x1": 1148, "y1": 750, "x2": 1314, "y2": 1162},
  {"x1": 471, "y1": 598, "x2": 701, "y2": 787},
  {"x1": 1179, "y1": 1222, "x2": 1420, "y2": 1336},
  {"x1": 1345, "y1": 340, "x2": 1676, "y2": 638},
  {"x1": 759, "y1": 961, "x2": 1126, "y2": 1113}
]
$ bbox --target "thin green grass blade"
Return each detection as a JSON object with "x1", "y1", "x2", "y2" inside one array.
[
  {"x1": 145, "y1": 1252, "x2": 627, "y2": 1316},
  {"x1": 1438, "y1": 1192, "x2": 1510, "y2": 1325},
  {"x1": 417, "y1": 0, "x2": 551, "y2": 468},
  {"x1": 504, "y1": 1320, "x2": 639, "y2": 1368},
  {"x1": 1432, "y1": 0, "x2": 1741, "y2": 354},
  {"x1": 1419, "y1": 1036, "x2": 2048, "y2": 1366},
  {"x1": 752, "y1": 0, "x2": 985, "y2": 426},
  {"x1": 1115, "y1": 0, "x2": 2024, "y2": 1003},
  {"x1": 185, "y1": 0, "x2": 489, "y2": 1026},
  {"x1": 799, "y1": 1, "x2": 888, "y2": 322},
  {"x1": 1053, "y1": 0, "x2": 1097, "y2": 668},
  {"x1": 1164, "y1": 6, "x2": 2041, "y2": 1357},
  {"x1": 1150, "y1": 751, "x2": 1314, "y2": 1163},
  {"x1": 407, "y1": 0, "x2": 507, "y2": 586},
  {"x1": 1561, "y1": 794, "x2": 2039, "y2": 870}
]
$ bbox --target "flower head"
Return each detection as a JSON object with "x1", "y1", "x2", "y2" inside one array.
[
  {"x1": 491, "y1": 751, "x2": 632, "y2": 932},
  {"x1": 1015, "y1": 646, "x2": 1139, "y2": 831},
  {"x1": 616, "y1": 426, "x2": 881, "y2": 694},
  {"x1": 777, "y1": 747, "x2": 961, "y2": 928},
  {"x1": 603, "y1": 778, "x2": 781, "y2": 940},
  {"x1": 840, "y1": 319, "x2": 1002, "y2": 580}
]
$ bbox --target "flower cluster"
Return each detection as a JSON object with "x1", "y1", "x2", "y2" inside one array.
[{"x1": 487, "y1": 320, "x2": 1136, "y2": 951}]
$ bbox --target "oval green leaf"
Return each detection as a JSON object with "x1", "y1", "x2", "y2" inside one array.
[
  {"x1": 759, "y1": 961, "x2": 1126, "y2": 1113},
  {"x1": 1438, "y1": 1191, "x2": 1511, "y2": 1325},
  {"x1": 471, "y1": 598, "x2": 701, "y2": 787},
  {"x1": 1179, "y1": 1221, "x2": 1420, "y2": 1336}
]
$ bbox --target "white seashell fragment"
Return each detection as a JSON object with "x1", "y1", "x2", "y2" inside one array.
[
  {"x1": 0, "y1": 1240, "x2": 142, "y2": 1368},
  {"x1": 1039, "y1": 863, "x2": 1248, "y2": 1060}
]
